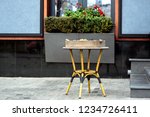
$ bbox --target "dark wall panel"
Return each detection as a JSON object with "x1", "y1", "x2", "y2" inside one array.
[{"x1": 0, "y1": 40, "x2": 149, "y2": 78}]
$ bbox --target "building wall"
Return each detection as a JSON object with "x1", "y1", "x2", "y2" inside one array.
[{"x1": 0, "y1": 0, "x2": 149, "y2": 78}]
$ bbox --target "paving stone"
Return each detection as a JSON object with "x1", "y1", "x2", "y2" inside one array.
[{"x1": 0, "y1": 77, "x2": 149, "y2": 100}]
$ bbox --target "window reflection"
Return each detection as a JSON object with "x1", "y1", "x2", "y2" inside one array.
[
  {"x1": 87, "y1": 0, "x2": 111, "y2": 16},
  {"x1": 55, "y1": 0, "x2": 111, "y2": 17},
  {"x1": 55, "y1": 0, "x2": 78, "y2": 16}
]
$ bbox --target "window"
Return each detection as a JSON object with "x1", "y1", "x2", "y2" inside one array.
[
  {"x1": 119, "y1": 0, "x2": 150, "y2": 38},
  {"x1": 0, "y1": 0, "x2": 43, "y2": 37},
  {"x1": 54, "y1": 0, "x2": 111, "y2": 17}
]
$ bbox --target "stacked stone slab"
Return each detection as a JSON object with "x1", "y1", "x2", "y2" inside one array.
[{"x1": 129, "y1": 59, "x2": 150, "y2": 98}]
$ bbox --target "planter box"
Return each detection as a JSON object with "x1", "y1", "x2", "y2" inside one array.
[{"x1": 44, "y1": 33, "x2": 114, "y2": 63}]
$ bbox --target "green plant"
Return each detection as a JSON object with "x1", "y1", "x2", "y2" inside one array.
[
  {"x1": 45, "y1": 16, "x2": 74, "y2": 33},
  {"x1": 45, "y1": 4, "x2": 113, "y2": 33},
  {"x1": 45, "y1": 16, "x2": 112, "y2": 33},
  {"x1": 64, "y1": 8, "x2": 101, "y2": 18}
]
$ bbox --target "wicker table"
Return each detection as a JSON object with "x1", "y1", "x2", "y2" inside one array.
[{"x1": 63, "y1": 46, "x2": 109, "y2": 99}]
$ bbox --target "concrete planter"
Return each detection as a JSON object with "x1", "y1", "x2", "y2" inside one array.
[{"x1": 44, "y1": 33, "x2": 114, "y2": 63}]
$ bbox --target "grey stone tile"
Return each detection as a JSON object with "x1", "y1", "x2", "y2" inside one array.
[{"x1": 0, "y1": 77, "x2": 149, "y2": 100}]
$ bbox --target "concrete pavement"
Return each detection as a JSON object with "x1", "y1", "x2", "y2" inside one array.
[{"x1": 0, "y1": 77, "x2": 149, "y2": 100}]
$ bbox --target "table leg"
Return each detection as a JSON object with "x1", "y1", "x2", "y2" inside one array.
[
  {"x1": 87, "y1": 49, "x2": 91, "y2": 70},
  {"x1": 96, "y1": 49, "x2": 103, "y2": 72},
  {"x1": 87, "y1": 76, "x2": 91, "y2": 94},
  {"x1": 95, "y1": 49, "x2": 106, "y2": 97},
  {"x1": 79, "y1": 49, "x2": 85, "y2": 99},
  {"x1": 97, "y1": 77, "x2": 106, "y2": 97},
  {"x1": 80, "y1": 49, "x2": 84, "y2": 72},
  {"x1": 66, "y1": 49, "x2": 76, "y2": 95},
  {"x1": 69, "y1": 49, "x2": 76, "y2": 71},
  {"x1": 79, "y1": 73, "x2": 84, "y2": 99},
  {"x1": 87, "y1": 49, "x2": 91, "y2": 94},
  {"x1": 66, "y1": 77, "x2": 74, "y2": 95}
]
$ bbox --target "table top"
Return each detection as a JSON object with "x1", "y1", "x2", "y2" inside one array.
[{"x1": 63, "y1": 46, "x2": 109, "y2": 50}]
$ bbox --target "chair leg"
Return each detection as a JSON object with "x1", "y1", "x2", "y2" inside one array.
[
  {"x1": 97, "y1": 77, "x2": 106, "y2": 97},
  {"x1": 66, "y1": 77, "x2": 74, "y2": 95}
]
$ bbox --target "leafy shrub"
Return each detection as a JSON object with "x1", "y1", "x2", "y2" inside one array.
[
  {"x1": 45, "y1": 4, "x2": 113, "y2": 33},
  {"x1": 45, "y1": 16, "x2": 113, "y2": 33},
  {"x1": 45, "y1": 16, "x2": 74, "y2": 33}
]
